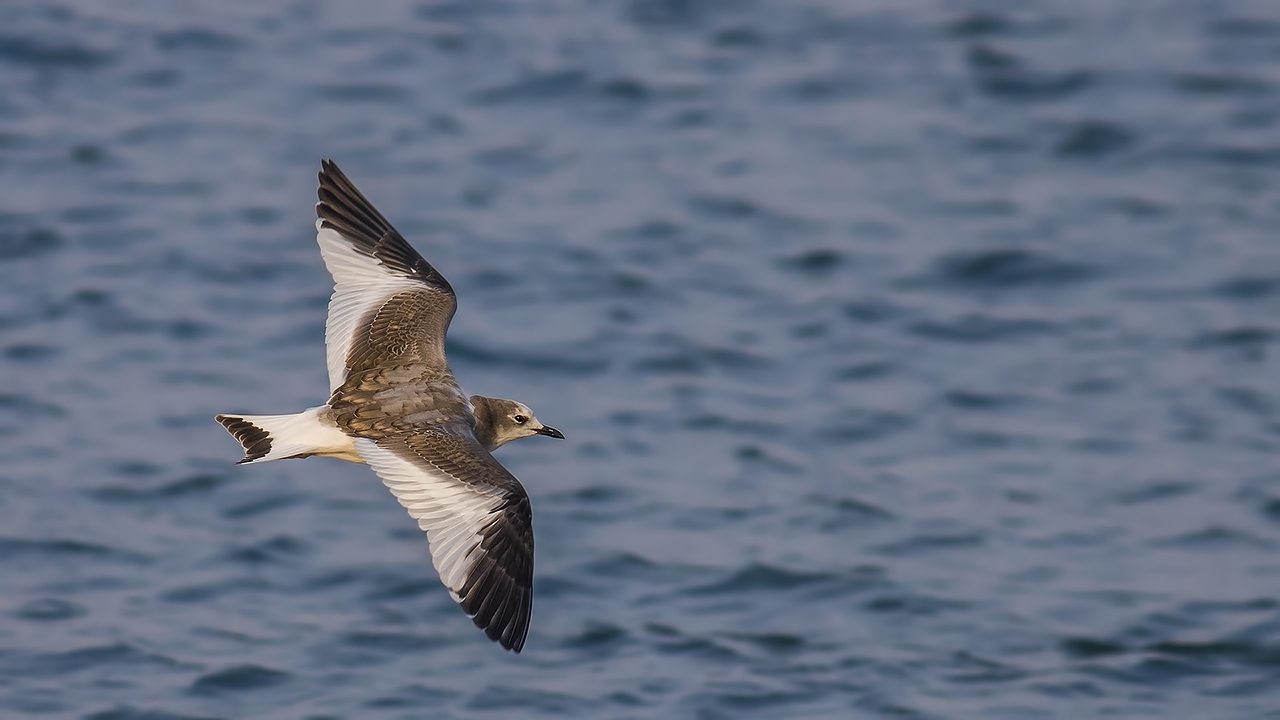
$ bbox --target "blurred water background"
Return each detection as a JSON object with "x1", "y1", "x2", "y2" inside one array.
[{"x1": 3, "y1": 0, "x2": 1280, "y2": 718}]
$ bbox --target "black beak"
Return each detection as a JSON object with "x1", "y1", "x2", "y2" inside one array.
[{"x1": 535, "y1": 425, "x2": 565, "y2": 439}]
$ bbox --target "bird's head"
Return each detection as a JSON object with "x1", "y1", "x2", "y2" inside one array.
[{"x1": 470, "y1": 396, "x2": 564, "y2": 451}]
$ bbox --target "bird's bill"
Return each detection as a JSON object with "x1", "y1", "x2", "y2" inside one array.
[{"x1": 534, "y1": 425, "x2": 565, "y2": 439}]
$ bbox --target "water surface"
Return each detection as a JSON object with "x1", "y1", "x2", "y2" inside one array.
[{"x1": 2, "y1": 1, "x2": 1280, "y2": 718}]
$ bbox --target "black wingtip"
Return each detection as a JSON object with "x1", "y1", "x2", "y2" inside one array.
[
  {"x1": 316, "y1": 159, "x2": 394, "y2": 239},
  {"x1": 314, "y1": 159, "x2": 454, "y2": 292},
  {"x1": 317, "y1": 158, "x2": 347, "y2": 192},
  {"x1": 455, "y1": 493, "x2": 534, "y2": 653},
  {"x1": 215, "y1": 414, "x2": 272, "y2": 464}
]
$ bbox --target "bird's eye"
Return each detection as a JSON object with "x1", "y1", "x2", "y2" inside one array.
[{"x1": 513, "y1": 415, "x2": 527, "y2": 424}]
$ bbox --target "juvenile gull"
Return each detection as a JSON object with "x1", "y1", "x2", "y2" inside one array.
[{"x1": 215, "y1": 160, "x2": 563, "y2": 653}]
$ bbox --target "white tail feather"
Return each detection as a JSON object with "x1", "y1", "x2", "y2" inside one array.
[{"x1": 215, "y1": 406, "x2": 362, "y2": 464}]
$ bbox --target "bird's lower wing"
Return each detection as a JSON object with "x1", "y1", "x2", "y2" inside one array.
[{"x1": 352, "y1": 434, "x2": 534, "y2": 652}]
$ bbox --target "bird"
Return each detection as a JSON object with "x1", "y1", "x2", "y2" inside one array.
[{"x1": 215, "y1": 160, "x2": 564, "y2": 653}]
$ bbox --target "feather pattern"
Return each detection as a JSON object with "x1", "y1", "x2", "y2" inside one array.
[
  {"x1": 315, "y1": 160, "x2": 456, "y2": 393},
  {"x1": 354, "y1": 436, "x2": 534, "y2": 652},
  {"x1": 313, "y1": 160, "x2": 536, "y2": 653}
]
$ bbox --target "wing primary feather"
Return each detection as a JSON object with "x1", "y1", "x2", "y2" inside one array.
[
  {"x1": 351, "y1": 437, "x2": 533, "y2": 653},
  {"x1": 318, "y1": 160, "x2": 395, "y2": 237},
  {"x1": 476, "y1": 586, "x2": 514, "y2": 644},
  {"x1": 316, "y1": 160, "x2": 454, "y2": 293}
]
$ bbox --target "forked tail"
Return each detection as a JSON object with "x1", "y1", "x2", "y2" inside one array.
[{"x1": 214, "y1": 407, "x2": 360, "y2": 464}]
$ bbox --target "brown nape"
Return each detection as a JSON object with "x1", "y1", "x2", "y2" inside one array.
[
  {"x1": 215, "y1": 415, "x2": 271, "y2": 464},
  {"x1": 468, "y1": 396, "x2": 497, "y2": 450}
]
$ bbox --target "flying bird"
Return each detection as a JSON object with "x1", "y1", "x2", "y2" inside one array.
[{"x1": 216, "y1": 160, "x2": 563, "y2": 652}]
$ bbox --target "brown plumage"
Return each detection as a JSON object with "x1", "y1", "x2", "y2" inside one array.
[{"x1": 214, "y1": 160, "x2": 563, "y2": 653}]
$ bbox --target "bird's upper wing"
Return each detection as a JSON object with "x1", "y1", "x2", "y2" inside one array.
[
  {"x1": 352, "y1": 433, "x2": 534, "y2": 653},
  {"x1": 315, "y1": 160, "x2": 457, "y2": 393}
]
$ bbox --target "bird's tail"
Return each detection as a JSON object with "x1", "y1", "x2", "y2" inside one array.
[{"x1": 215, "y1": 406, "x2": 358, "y2": 465}]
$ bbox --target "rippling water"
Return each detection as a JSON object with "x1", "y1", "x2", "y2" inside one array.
[{"x1": 3, "y1": 1, "x2": 1280, "y2": 718}]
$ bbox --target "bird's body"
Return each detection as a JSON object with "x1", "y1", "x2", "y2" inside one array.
[{"x1": 216, "y1": 161, "x2": 562, "y2": 652}]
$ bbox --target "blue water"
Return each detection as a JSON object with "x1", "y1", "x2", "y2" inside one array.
[{"x1": 3, "y1": 1, "x2": 1280, "y2": 717}]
